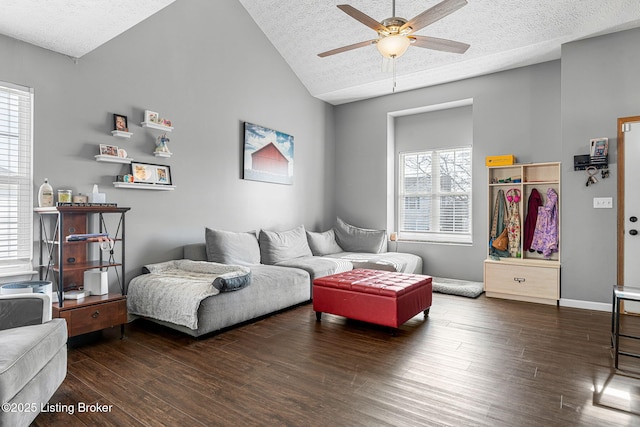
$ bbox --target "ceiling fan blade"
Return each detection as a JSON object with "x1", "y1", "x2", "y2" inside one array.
[
  {"x1": 318, "y1": 39, "x2": 376, "y2": 57},
  {"x1": 410, "y1": 35, "x2": 470, "y2": 54},
  {"x1": 400, "y1": 0, "x2": 467, "y2": 34},
  {"x1": 337, "y1": 4, "x2": 389, "y2": 34}
]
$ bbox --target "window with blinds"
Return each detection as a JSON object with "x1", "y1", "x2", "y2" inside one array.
[
  {"x1": 398, "y1": 147, "x2": 472, "y2": 243},
  {"x1": 0, "y1": 82, "x2": 33, "y2": 274}
]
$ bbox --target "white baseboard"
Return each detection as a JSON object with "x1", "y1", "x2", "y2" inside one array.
[{"x1": 560, "y1": 298, "x2": 611, "y2": 312}]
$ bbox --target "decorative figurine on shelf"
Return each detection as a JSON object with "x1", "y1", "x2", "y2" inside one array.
[{"x1": 155, "y1": 133, "x2": 171, "y2": 154}]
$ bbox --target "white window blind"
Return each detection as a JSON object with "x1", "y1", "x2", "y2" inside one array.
[
  {"x1": 0, "y1": 82, "x2": 33, "y2": 274},
  {"x1": 398, "y1": 147, "x2": 472, "y2": 243}
]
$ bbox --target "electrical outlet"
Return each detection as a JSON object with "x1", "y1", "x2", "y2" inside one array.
[{"x1": 593, "y1": 197, "x2": 613, "y2": 208}]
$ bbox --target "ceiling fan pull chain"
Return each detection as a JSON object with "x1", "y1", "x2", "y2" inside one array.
[{"x1": 392, "y1": 56, "x2": 397, "y2": 92}]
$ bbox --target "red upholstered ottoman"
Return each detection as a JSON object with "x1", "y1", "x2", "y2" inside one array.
[{"x1": 313, "y1": 269, "x2": 432, "y2": 329}]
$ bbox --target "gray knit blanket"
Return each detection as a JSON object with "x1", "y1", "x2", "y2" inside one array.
[{"x1": 127, "y1": 260, "x2": 251, "y2": 330}]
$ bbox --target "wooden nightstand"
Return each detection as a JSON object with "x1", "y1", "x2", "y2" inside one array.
[{"x1": 52, "y1": 293, "x2": 126, "y2": 338}]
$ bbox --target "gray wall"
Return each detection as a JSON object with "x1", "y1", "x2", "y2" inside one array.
[
  {"x1": 2, "y1": 0, "x2": 638, "y2": 305},
  {"x1": 335, "y1": 61, "x2": 561, "y2": 282},
  {"x1": 0, "y1": 0, "x2": 335, "y2": 288},
  {"x1": 560, "y1": 27, "x2": 640, "y2": 304},
  {"x1": 395, "y1": 105, "x2": 473, "y2": 152},
  {"x1": 335, "y1": 27, "x2": 640, "y2": 305}
]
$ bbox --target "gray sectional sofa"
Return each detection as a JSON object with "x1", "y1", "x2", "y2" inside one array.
[
  {"x1": 0, "y1": 294, "x2": 67, "y2": 427},
  {"x1": 127, "y1": 219, "x2": 423, "y2": 337}
]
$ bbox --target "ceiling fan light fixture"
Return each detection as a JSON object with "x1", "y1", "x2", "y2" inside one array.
[
  {"x1": 318, "y1": 0, "x2": 469, "y2": 60},
  {"x1": 376, "y1": 34, "x2": 411, "y2": 59}
]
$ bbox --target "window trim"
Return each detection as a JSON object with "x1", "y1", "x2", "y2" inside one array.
[
  {"x1": 0, "y1": 81, "x2": 34, "y2": 276},
  {"x1": 397, "y1": 146, "x2": 472, "y2": 244}
]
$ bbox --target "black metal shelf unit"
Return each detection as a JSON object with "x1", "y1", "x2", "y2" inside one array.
[{"x1": 35, "y1": 206, "x2": 130, "y2": 306}]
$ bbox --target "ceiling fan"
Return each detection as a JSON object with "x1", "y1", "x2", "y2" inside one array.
[{"x1": 318, "y1": 0, "x2": 470, "y2": 60}]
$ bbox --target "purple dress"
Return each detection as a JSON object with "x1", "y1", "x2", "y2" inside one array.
[{"x1": 530, "y1": 188, "x2": 558, "y2": 258}]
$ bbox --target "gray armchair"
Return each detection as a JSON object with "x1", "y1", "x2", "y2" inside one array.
[{"x1": 0, "y1": 294, "x2": 67, "y2": 427}]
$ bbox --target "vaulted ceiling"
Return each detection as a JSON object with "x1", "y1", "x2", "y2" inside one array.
[
  {"x1": 239, "y1": 0, "x2": 640, "y2": 104},
  {"x1": 0, "y1": 0, "x2": 176, "y2": 58},
  {"x1": 1, "y1": 0, "x2": 639, "y2": 105}
]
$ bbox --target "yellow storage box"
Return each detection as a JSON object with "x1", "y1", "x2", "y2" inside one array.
[{"x1": 485, "y1": 155, "x2": 516, "y2": 167}]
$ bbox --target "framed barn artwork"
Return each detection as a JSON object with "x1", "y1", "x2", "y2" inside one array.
[{"x1": 243, "y1": 122, "x2": 294, "y2": 185}]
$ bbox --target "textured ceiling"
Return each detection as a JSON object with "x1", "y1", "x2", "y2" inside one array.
[
  {"x1": 0, "y1": 1, "x2": 639, "y2": 105},
  {"x1": 239, "y1": 0, "x2": 640, "y2": 104},
  {"x1": 0, "y1": 0, "x2": 176, "y2": 59}
]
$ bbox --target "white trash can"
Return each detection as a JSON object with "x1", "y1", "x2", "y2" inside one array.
[{"x1": 0, "y1": 281, "x2": 53, "y2": 301}]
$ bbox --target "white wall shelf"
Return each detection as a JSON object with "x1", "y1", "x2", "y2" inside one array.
[
  {"x1": 113, "y1": 182, "x2": 175, "y2": 191},
  {"x1": 95, "y1": 155, "x2": 133, "y2": 164},
  {"x1": 141, "y1": 121, "x2": 173, "y2": 132},
  {"x1": 111, "y1": 130, "x2": 133, "y2": 138},
  {"x1": 154, "y1": 151, "x2": 173, "y2": 158}
]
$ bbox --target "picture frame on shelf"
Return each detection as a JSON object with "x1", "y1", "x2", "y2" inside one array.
[
  {"x1": 131, "y1": 162, "x2": 155, "y2": 184},
  {"x1": 155, "y1": 165, "x2": 171, "y2": 184},
  {"x1": 117, "y1": 148, "x2": 128, "y2": 158},
  {"x1": 144, "y1": 110, "x2": 159, "y2": 123},
  {"x1": 113, "y1": 114, "x2": 128, "y2": 132},
  {"x1": 100, "y1": 144, "x2": 119, "y2": 157},
  {"x1": 130, "y1": 161, "x2": 172, "y2": 185}
]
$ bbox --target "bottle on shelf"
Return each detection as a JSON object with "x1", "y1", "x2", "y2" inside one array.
[{"x1": 38, "y1": 179, "x2": 54, "y2": 207}]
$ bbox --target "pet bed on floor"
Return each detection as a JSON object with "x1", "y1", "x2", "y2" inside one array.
[{"x1": 431, "y1": 277, "x2": 484, "y2": 298}]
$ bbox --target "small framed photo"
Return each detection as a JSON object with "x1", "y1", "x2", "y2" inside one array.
[
  {"x1": 144, "y1": 110, "x2": 159, "y2": 123},
  {"x1": 590, "y1": 137, "x2": 608, "y2": 157},
  {"x1": 131, "y1": 162, "x2": 156, "y2": 183},
  {"x1": 100, "y1": 144, "x2": 119, "y2": 157},
  {"x1": 130, "y1": 162, "x2": 172, "y2": 185},
  {"x1": 154, "y1": 165, "x2": 172, "y2": 184},
  {"x1": 113, "y1": 114, "x2": 128, "y2": 131}
]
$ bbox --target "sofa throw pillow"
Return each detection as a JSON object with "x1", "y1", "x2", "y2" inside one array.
[
  {"x1": 259, "y1": 225, "x2": 313, "y2": 265},
  {"x1": 205, "y1": 228, "x2": 261, "y2": 266},
  {"x1": 306, "y1": 229, "x2": 343, "y2": 256},
  {"x1": 213, "y1": 270, "x2": 252, "y2": 292},
  {"x1": 333, "y1": 217, "x2": 387, "y2": 254}
]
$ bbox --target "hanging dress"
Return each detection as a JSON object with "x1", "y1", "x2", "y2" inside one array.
[
  {"x1": 530, "y1": 188, "x2": 559, "y2": 258},
  {"x1": 507, "y1": 198, "x2": 521, "y2": 258},
  {"x1": 523, "y1": 188, "x2": 542, "y2": 252}
]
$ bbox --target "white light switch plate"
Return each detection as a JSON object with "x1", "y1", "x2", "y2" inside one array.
[{"x1": 593, "y1": 197, "x2": 613, "y2": 208}]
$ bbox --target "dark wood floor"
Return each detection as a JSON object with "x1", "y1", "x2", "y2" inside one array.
[{"x1": 32, "y1": 293, "x2": 640, "y2": 426}]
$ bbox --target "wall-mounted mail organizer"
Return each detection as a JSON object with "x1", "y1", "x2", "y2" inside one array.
[{"x1": 573, "y1": 154, "x2": 608, "y2": 171}]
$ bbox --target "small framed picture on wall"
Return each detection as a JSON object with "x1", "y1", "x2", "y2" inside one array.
[
  {"x1": 130, "y1": 161, "x2": 172, "y2": 185},
  {"x1": 154, "y1": 165, "x2": 172, "y2": 184},
  {"x1": 99, "y1": 144, "x2": 119, "y2": 157},
  {"x1": 144, "y1": 110, "x2": 159, "y2": 123},
  {"x1": 113, "y1": 114, "x2": 128, "y2": 132}
]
